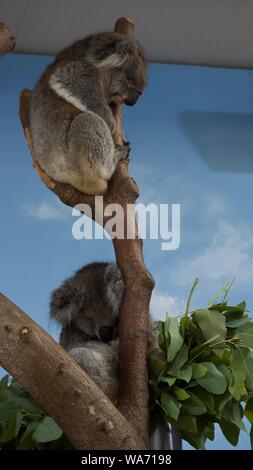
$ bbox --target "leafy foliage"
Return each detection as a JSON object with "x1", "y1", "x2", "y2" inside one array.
[
  {"x1": 149, "y1": 280, "x2": 253, "y2": 449},
  {"x1": 0, "y1": 376, "x2": 72, "y2": 449}
]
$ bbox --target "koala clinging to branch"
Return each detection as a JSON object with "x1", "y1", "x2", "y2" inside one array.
[
  {"x1": 50, "y1": 262, "x2": 156, "y2": 404},
  {"x1": 30, "y1": 32, "x2": 147, "y2": 195}
]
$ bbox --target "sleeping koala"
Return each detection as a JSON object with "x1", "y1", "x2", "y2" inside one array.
[
  {"x1": 30, "y1": 32, "x2": 147, "y2": 195},
  {"x1": 50, "y1": 262, "x2": 156, "y2": 404}
]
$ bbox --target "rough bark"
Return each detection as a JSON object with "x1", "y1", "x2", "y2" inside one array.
[
  {"x1": 1, "y1": 16, "x2": 154, "y2": 449},
  {"x1": 0, "y1": 23, "x2": 15, "y2": 56},
  {"x1": 0, "y1": 294, "x2": 141, "y2": 449}
]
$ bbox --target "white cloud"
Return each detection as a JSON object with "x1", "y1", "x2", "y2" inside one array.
[
  {"x1": 138, "y1": 173, "x2": 229, "y2": 221},
  {"x1": 132, "y1": 163, "x2": 154, "y2": 178},
  {"x1": 201, "y1": 193, "x2": 228, "y2": 217},
  {"x1": 177, "y1": 221, "x2": 253, "y2": 285},
  {"x1": 23, "y1": 202, "x2": 69, "y2": 221},
  {"x1": 150, "y1": 290, "x2": 185, "y2": 320}
]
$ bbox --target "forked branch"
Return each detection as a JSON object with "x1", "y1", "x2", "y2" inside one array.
[
  {"x1": 0, "y1": 294, "x2": 140, "y2": 449},
  {"x1": 1, "y1": 17, "x2": 154, "y2": 449}
]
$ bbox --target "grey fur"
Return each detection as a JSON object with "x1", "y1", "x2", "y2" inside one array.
[
  {"x1": 50, "y1": 262, "x2": 156, "y2": 403},
  {"x1": 30, "y1": 32, "x2": 147, "y2": 195}
]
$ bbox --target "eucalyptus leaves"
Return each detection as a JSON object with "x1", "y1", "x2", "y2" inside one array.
[
  {"x1": 149, "y1": 280, "x2": 253, "y2": 449},
  {"x1": 0, "y1": 376, "x2": 72, "y2": 449},
  {"x1": 1, "y1": 281, "x2": 253, "y2": 450}
]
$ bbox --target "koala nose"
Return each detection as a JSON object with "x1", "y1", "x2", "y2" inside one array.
[{"x1": 99, "y1": 326, "x2": 114, "y2": 341}]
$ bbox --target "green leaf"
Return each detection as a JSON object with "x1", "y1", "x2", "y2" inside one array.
[
  {"x1": 0, "y1": 411, "x2": 23, "y2": 443},
  {"x1": 196, "y1": 362, "x2": 227, "y2": 394},
  {"x1": 15, "y1": 410, "x2": 23, "y2": 437},
  {"x1": 222, "y1": 350, "x2": 231, "y2": 365},
  {"x1": 226, "y1": 315, "x2": 250, "y2": 328},
  {"x1": 17, "y1": 421, "x2": 40, "y2": 450},
  {"x1": 216, "y1": 364, "x2": 233, "y2": 387},
  {"x1": 164, "y1": 316, "x2": 184, "y2": 363},
  {"x1": 156, "y1": 321, "x2": 166, "y2": 352},
  {"x1": 192, "y1": 309, "x2": 227, "y2": 357},
  {"x1": 174, "y1": 387, "x2": 191, "y2": 401},
  {"x1": 9, "y1": 395, "x2": 44, "y2": 415},
  {"x1": 183, "y1": 392, "x2": 207, "y2": 415},
  {"x1": 181, "y1": 430, "x2": 206, "y2": 450},
  {"x1": 237, "y1": 321, "x2": 253, "y2": 333},
  {"x1": 0, "y1": 401, "x2": 18, "y2": 422},
  {"x1": 10, "y1": 380, "x2": 27, "y2": 396},
  {"x1": 231, "y1": 348, "x2": 253, "y2": 391},
  {"x1": 190, "y1": 335, "x2": 221, "y2": 360},
  {"x1": 169, "y1": 344, "x2": 188, "y2": 374},
  {"x1": 159, "y1": 376, "x2": 176, "y2": 387},
  {"x1": 192, "y1": 363, "x2": 208, "y2": 379},
  {"x1": 148, "y1": 355, "x2": 166, "y2": 379},
  {"x1": 0, "y1": 391, "x2": 9, "y2": 403},
  {"x1": 213, "y1": 393, "x2": 232, "y2": 415},
  {"x1": 160, "y1": 392, "x2": 182, "y2": 421},
  {"x1": 245, "y1": 399, "x2": 253, "y2": 425},
  {"x1": 172, "y1": 365, "x2": 192, "y2": 383},
  {"x1": 205, "y1": 421, "x2": 215, "y2": 441},
  {"x1": 239, "y1": 332, "x2": 253, "y2": 349},
  {"x1": 206, "y1": 423, "x2": 215, "y2": 441},
  {"x1": 219, "y1": 419, "x2": 240, "y2": 446},
  {"x1": 193, "y1": 309, "x2": 227, "y2": 346},
  {"x1": 176, "y1": 413, "x2": 197, "y2": 434},
  {"x1": 0, "y1": 376, "x2": 10, "y2": 391},
  {"x1": 184, "y1": 379, "x2": 198, "y2": 389},
  {"x1": 180, "y1": 315, "x2": 190, "y2": 339},
  {"x1": 188, "y1": 320, "x2": 204, "y2": 344},
  {"x1": 223, "y1": 301, "x2": 246, "y2": 318},
  {"x1": 33, "y1": 417, "x2": 63, "y2": 443},
  {"x1": 209, "y1": 302, "x2": 227, "y2": 312},
  {"x1": 198, "y1": 418, "x2": 215, "y2": 441},
  {"x1": 192, "y1": 387, "x2": 216, "y2": 415},
  {"x1": 222, "y1": 402, "x2": 246, "y2": 432},
  {"x1": 229, "y1": 369, "x2": 247, "y2": 401}
]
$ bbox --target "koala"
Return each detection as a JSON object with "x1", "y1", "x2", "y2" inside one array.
[
  {"x1": 30, "y1": 32, "x2": 147, "y2": 195},
  {"x1": 50, "y1": 262, "x2": 156, "y2": 404}
]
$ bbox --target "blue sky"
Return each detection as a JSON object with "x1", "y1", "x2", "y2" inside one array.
[{"x1": 1, "y1": 53, "x2": 253, "y2": 449}]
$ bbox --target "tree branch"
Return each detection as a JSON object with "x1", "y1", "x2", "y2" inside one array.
[
  {"x1": 0, "y1": 294, "x2": 141, "y2": 449},
  {"x1": 0, "y1": 23, "x2": 15, "y2": 56},
  {"x1": 5, "y1": 16, "x2": 155, "y2": 448}
]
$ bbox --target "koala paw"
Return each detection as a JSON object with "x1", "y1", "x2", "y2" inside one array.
[{"x1": 114, "y1": 142, "x2": 131, "y2": 163}]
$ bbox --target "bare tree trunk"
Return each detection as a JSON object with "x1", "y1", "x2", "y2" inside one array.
[
  {"x1": 0, "y1": 17, "x2": 154, "y2": 449},
  {"x1": 0, "y1": 23, "x2": 15, "y2": 56}
]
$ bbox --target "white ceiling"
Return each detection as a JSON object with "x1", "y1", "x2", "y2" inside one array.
[{"x1": 1, "y1": 0, "x2": 253, "y2": 68}]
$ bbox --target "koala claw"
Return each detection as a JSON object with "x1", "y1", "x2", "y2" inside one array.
[
  {"x1": 114, "y1": 143, "x2": 131, "y2": 162},
  {"x1": 123, "y1": 141, "x2": 131, "y2": 152}
]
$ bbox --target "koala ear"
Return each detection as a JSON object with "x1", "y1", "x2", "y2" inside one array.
[
  {"x1": 95, "y1": 51, "x2": 129, "y2": 70},
  {"x1": 105, "y1": 264, "x2": 124, "y2": 317},
  {"x1": 93, "y1": 37, "x2": 134, "y2": 70},
  {"x1": 50, "y1": 281, "x2": 84, "y2": 326}
]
